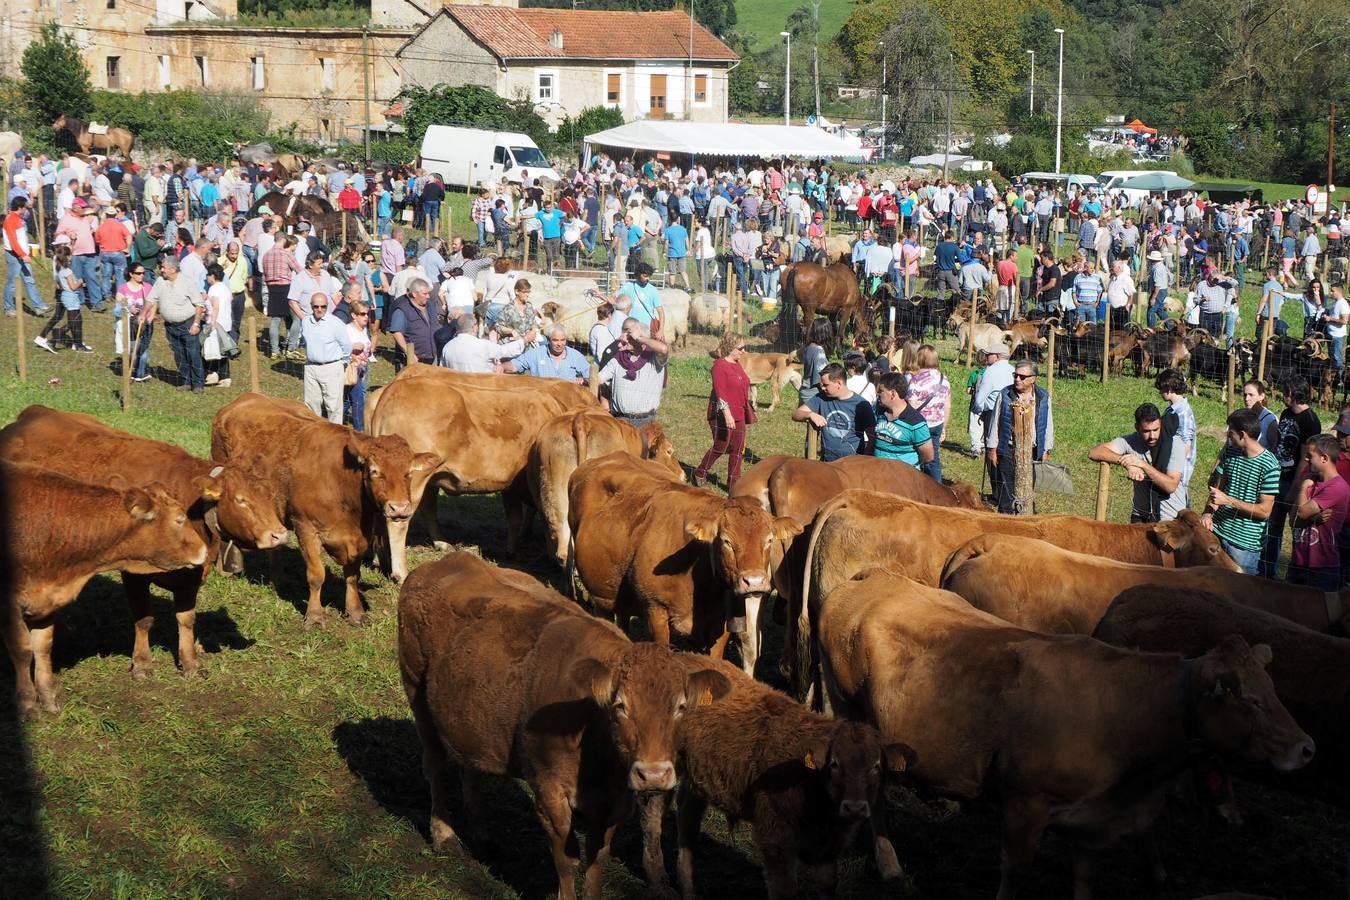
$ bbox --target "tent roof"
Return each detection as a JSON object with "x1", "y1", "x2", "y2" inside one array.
[
  {"x1": 908, "y1": 153, "x2": 971, "y2": 167},
  {"x1": 583, "y1": 121, "x2": 863, "y2": 158},
  {"x1": 1126, "y1": 118, "x2": 1158, "y2": 135},
  {"x1": 1117, "y1": 172, "x2": 1195, "y2": 192}
]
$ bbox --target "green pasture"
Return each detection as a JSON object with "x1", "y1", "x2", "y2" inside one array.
[{"x1": 1, "y1": 244, "x2": 1347, "y2": 899}]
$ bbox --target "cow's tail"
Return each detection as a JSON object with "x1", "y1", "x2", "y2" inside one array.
[
  {"x1": 782, "y1": 265, "x2": 797, "y2": 324},
  {"x1": 571, "y1": 410, "x2": 591, "y2": 465},
  {"x1": 937, "y1": 535, "x2": 993, "y2": 590},
  {"x1": 792, "y1": 489, "x2": 855, "y2": 707}
]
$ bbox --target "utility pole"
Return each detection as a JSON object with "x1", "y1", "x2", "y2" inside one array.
[
  {"x1": 941, "y1": 52, "x2": 953, "y2": 182},
  {"x1": 1025, "y1": 49, "x2": 1035, "y2": 115},
  {"x1": 1330, "y1": 101, "x2": 1337, "y2": 197},
  {"x1": 781, "y1": 31, "x2": 791, "y2": 126},
  {"x1": 812, "y1": 0, "x2": 821, "y2": 121},
  {"x1": 878, "y1": 42, "x2": 887, "y2": 161},
  {"x1": 1053, "y1": 27, "x2": 1065, "y2": 174},
  {"x1": 362, "y1": 26, "x2": 371, "y2": 165},
  {"x1": 687, "y1": 0, "x2": 695, "y2": 120}
]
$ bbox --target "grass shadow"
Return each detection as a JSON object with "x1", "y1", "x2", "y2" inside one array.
[
  {"x1": 240, "y1": 545, "x2": 366, "y2": 623},
  {"x1": 332, "y1": 716, "x2": 559, "y2": 898}
]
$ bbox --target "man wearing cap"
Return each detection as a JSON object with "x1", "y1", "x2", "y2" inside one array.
[
  {"x1": 1145, "y1": 249, "x2": 1171, "y2": 327},
  {"x1": 55, "y1": 198, "x2": 105, "y2": 312},
  {"x1": 3, "y1": 197, "x2": 48, "y2": 317}
]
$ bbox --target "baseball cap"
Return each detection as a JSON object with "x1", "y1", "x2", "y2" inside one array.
[
  {"x1": 979, "y1": 342, "x2": 1006, "y2": 357},
  {"x1": 1336, "y1": 411, "x2": 1350, "y2": 436},
  {"x1": 257, "y1": 204, "x2": 272, "y2": 215}
]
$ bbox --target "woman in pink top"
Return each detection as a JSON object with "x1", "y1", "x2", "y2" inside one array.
[
  {"x1": 905, "y1": 344, "x2": 951, "y2": 484},
  {"x1": 693, "y1": 333, "x2": 756, "y2": 489}
]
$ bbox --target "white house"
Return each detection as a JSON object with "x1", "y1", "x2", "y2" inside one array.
[{"x1": 396, "y1": 7, "x2": 738, "y2": 125}]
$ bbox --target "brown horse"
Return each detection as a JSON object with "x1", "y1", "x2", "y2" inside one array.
[
  {"x1": 780, "y1": 260, "x2": 866, "y2": 351},
  {"x1": 248, "y1": 191, "x2": 368, "y2": 243},
  {"x1": 52, "y1": 116, "x2": 134, "y2": 156}
]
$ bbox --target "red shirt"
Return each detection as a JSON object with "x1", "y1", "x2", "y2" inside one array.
[
  {"x1": 95, "y1": 218, "x2": 131, "y2": 254},
  {"x1": 707, "y1": 357, "x2": 754, "y2": 424},
  {"x1": 338, "y1": 187, "x2": 362, "y2": 211},
  {"x1": 996, "y1": 258, "x2": 1019, "y2": 287}
]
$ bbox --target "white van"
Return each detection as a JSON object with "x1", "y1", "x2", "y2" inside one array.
[
  {"x1": 1098, "y1": 169, "x2": 1178, "y2": 205},
  {"x1": 419, "y1": 126, "x2": 561, "y2": 189}
]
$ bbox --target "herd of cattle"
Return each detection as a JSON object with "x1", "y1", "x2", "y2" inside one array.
[{"x1": 2, "y1": 367, "x2": 1346, "y2": 898}]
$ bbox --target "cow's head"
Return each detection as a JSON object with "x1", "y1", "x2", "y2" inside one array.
[
  {"x1": 192, "y1": 465, "x2": 289, "y2": 550},
  {"x1": 639, "y1": 423, "x2": 684, "y2": 481},
  {"x1": 804, "y1": 720, "x2": 914, "y2": 823},
  {"x1": 1191, "y1": 635, "x2": 1314, "y2": 772},
  {"x1": 572, "y1": 644, "x2": 730, "y2": 792},
  {"x1": 947, "y1": 481, "x2": 987, "y2": 510},
  {"x1": 121, "y1": 482, "x2": 210, "y2": 571},
  {"x1": 1149, "y1": 509, "x2": 1242, "y2": 570},
  {"x1": 686, "y1": 498, "x2": 803, "y2": 598},
  {"x1": 345, "y1": 433, "x2": 442, "y2": 521}
]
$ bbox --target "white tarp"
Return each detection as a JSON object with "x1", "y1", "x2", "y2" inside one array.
[
  {"x1": 908, "y1": 153, "x2": 972, "y2": 168},
  {"x1": 582, "y1": 121, "x2": 864, "y2": 159}
]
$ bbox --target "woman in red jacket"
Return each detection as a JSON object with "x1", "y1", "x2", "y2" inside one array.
[{"x1": 693, "y1": 332, "x2": 756, "y2": 488}]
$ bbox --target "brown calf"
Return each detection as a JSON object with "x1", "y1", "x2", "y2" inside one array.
[{"x1": 397, "y1": 552, "x2": 729, "y2": 900}]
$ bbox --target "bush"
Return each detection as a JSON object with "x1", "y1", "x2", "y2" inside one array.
[{"x1": 92, "y1": 90, "x2": 270, "y2": 160}]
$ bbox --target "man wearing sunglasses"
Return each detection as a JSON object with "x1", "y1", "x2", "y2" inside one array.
[
  {"x1": 298, "y1": 291, "x2": 352, "y2": 424},
  {"x1": 987, "y1": 360, "x2": 1054, "y2": 513}
]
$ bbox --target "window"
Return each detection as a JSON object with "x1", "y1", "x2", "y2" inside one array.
[
  {"x1": 106, "y1": 0, "x2": 116, "y2": 8},
  {"x1": 492, "y1": 145, "x2": 508, "y2": 166},
  {"x1": 320, "y1": 58, "x2": 335, "y2": 92},
  {"x1": 194, "y1": 54, "x2": 208, "y2": 87},
  {"x1": 535, "y1": 69, "x2": 558, "y2": 103},
  {"x1": 694, "y1": 73, "x2": 708, "y2": 105},
  {"x1": 251, "y1": 56, "x2": 265, "y2": 91},
  {"x1": 606, "y1": 72, "x2": 621, "y2": 105},
  {"x1": 158, "y1": 54, "x2": 171, "y2": 90},
  {"x1": 105, "y1": 56, "x2": 121, "y2": 90}
]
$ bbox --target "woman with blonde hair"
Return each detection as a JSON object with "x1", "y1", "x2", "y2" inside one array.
[
  {"x1": 693, "y1": 332, "x2": 756, "y2": 488},
  {"x1": 905, "y1": 343, "x2": 951, "y2": 483}
]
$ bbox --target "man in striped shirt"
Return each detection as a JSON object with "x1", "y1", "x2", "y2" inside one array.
[
  {"x1": 1072, "y1": 262, "x2": 1105, "y2": 325},
  {"x1": 1204, "y1": 407, "x2": 1280, "y2": 576}
]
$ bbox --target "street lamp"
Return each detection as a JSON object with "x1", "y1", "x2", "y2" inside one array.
[
  {"x1": 1025, "y1": 49, "x2": 1035, "y2": 115},
  {"x1": 1054, "y1": 27, "x2": 1065, "y2": 174},
  {"x1": 878, "y1": 41, "x2": 887, "y2": 160},
  {"x1": 781, "y1": 31, "x2": 791, "y2": 126}
]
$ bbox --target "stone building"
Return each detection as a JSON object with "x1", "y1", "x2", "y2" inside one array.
[{"x1": 397, "y1": 7, "x2": 737, "y2": 125}]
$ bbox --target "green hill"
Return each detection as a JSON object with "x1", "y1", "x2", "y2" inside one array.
[{"x1": 735, "y1": 0, "x2": 851, "y2": 49}]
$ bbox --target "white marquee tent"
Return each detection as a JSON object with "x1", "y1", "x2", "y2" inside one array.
[{"x1": 582, "y1": 121, "x2": 864, "y2": 162}]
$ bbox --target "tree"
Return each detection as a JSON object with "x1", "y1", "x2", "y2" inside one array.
[
  {"x1": 21, "y1": 23, "x2": 92, "y2": 125},
  {"x1": 397, "y1": 84, "x2": 550, "y2": 148},
  {"x1": 873, "y1": 1, "x2": 959, "y2": 155}
]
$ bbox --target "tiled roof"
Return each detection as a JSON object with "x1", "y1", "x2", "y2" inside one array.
[{"x1": 438, "y1": 7, "x2": 738, "y2": 62}]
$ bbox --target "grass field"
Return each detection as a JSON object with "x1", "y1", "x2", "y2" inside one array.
[
  {"x1": 735, "y1": 0, "x2": 851, "y2": 50},
  {"x1": 2, "y1": 239, "x2": 1348, "y2": 899}
]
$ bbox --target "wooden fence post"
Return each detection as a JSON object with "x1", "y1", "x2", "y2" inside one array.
[
  {"x1": 806, "y1": 426, "x2": 819, "y2": 461},
  {"x1": 15, "y1": 287, "x2": 26, "y2": 382},
  {"x1": 465, "y1": 164, "x2": 473, "y2": 195},
  {"x1": 342, "y1": 213, "x2": 348, "y2": 248},
  {"x1": 965, "y1": 289, "x2": 978, "y2": 368},
  {"x1": 1226, "y1": 349, "x2": 1236, "y2": 414},
  {"x1": 726, "y1": 269, "x2": 738, "y2": 336},
  {"x1": 248, "y1": 316, "x2": 261, "y2": 393},
  {"x1": 1101, "y1": 311, "x2": 1111, "y2": 383},
  {"x1": 35, "y1": 186, "x2": 46, "y2": 258},
  {"x1": 1262, "y1": 231, "x2": 1272, "y2": 270},
  {"x1": 1012, "y1": 398, "x2": 1036, "y2": 515},
  {"x1": 1257, "y1": 311, "x2": 1274, "y2": 383},
  {"x1": 446, "y1": 205, "x2": 453, "y2": 244},
  {"x1": 1046, "y1": 327, "x2": 1056, "y2": 400},
  {"x1": 1094, "y1": 460, "x2": 1111, "y2": 521},
  {"x1": 590, "y1": 360, "x2": 600, "y2": 399},
  {"x1": 121, "y1": 306, "x2": 132, "y2": 411}
]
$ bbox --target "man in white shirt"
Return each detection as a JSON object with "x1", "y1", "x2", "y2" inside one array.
[
  {"x1": 1326, "y1": 284, "x2": 1350, "y2": 376},
  {"x1": 287, "y1": 253, "x2": 340, "y2": 355},
  {"x1": 440, "y1": 313, "x2": 529, "y2": 372},
  {"x1": 1106, "y1": 259, "x2": 1135, "y2": 331}
]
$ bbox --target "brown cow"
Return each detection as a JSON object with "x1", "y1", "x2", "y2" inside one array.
[
  {"x1": 367, "y1": 365, "x2": 597, "y2": 581},
  {"x1": 568, "y1": 452, "x2": 802, "y2": 677},
  {"x1": 941, "y1": 533, "x2": 1350, "y2": 635},
  {"x1": 1095, "y1": 586, "x2": 1350, "y2": 806},
  {"x1": 652, "y1": 654, "x2": 910, "y2": 898},
  {"x1": 789, "y1": 491, "x2": 1238, "y2": 698},
  {"x1": 738, "y1": 351, "x2": 803, "y2": 411},
  {"x1": 528, "y1": 410, "x2": 682, "y2": 566},
  {"x1": 211, "y1": 393, "x2": 441, "y2": 627},
  {"x1": 2, "y1": 462, "x2": 209, "y2": 715},
  {"x1": 397, "y1": 552, "x2": 729, "y2": 900},
  {"x1": 818, "y1": 570, "x2": 1313, "y2": 899},
  {"x1": 0, "y1": 406, "x2": 289, "y2": 678}
]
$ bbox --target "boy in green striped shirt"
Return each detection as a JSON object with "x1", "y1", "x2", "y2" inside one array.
[{"x1": 1204, "y1": 407, "x2": 1280, "y2": 575}]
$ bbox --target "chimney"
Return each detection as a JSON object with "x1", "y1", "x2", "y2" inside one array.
[{"x1": 549, "y1": 29, "x2": 564, "y2": 50}]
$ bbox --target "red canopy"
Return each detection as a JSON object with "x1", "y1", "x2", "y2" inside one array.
[{"x1": 1126, "y1": 119, "x2": 1158, "y2": 135}]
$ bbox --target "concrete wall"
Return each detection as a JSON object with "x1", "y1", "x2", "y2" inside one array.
[
  {"x1": 373, "y1": 0, "x2": 518, "y2": 31},
  {"x1": 397, "y1": 14, "x2": 499, "y2": 93}
]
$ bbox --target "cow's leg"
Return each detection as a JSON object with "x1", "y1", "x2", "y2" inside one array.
[
  {"x1": 738, "y1": 592, "x2": 763, "y2": 678},
  {"x1": 1137, "y1": 829, "x2": 1166, "y2": 885},
  {"x1": 675, "y1": 785, "x2": 707, "y2": 900},
  {"x1": 124, "y1": 574, "x2": 156, "y2": 678},
  {"x1": 3, "y1": 602, "x2": 37, "y2": 718},
  {"x1": 996, "y1": 797, "x2": 1050, "y2": 900},
  {"x1": 419, "y1": 486, "x2": 449, "y2": 550},
  {"x1": 757, "y1": 826, "x2": 804, "y2": 899},
  {"x1": 534, "y1": 781, "x2": 581, "y2": 900},
  {"x1": 708, "y1": 625, "x2": 732, "y2": 661},
  {"x1": 340, "y1": 554, "x2": 365, "y2": 626},
  {"x1": 644, "y1": 604, "x2": 673, "y2": 646},
  {"x1": 580, "y1": 794, "x2": 630, "y2": 900},
  {"x1": 28, "y1": 615, "x2": 58, "y2": 714},
  {"x1": 638, "y1": 791, "x2": 672, "y2": 894},
  {"x1": 172, "y1": 585, "x2": 201, "y2": 676},
  {"x1": 503, "y1": 479, "x2": 531, "y2": 557},
  {"x1": 750, "y1": 383, "x2": 760, "y2": 410},
  {"x1": 1071, "y1": 852, "x2": 1097, "y2": 900},
  {"x1": 293, "y1": 520, "x2": 328, "y2": 628},
  {"x1": 407, "y1": 682, "x2": 459, "y2": 850}
]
